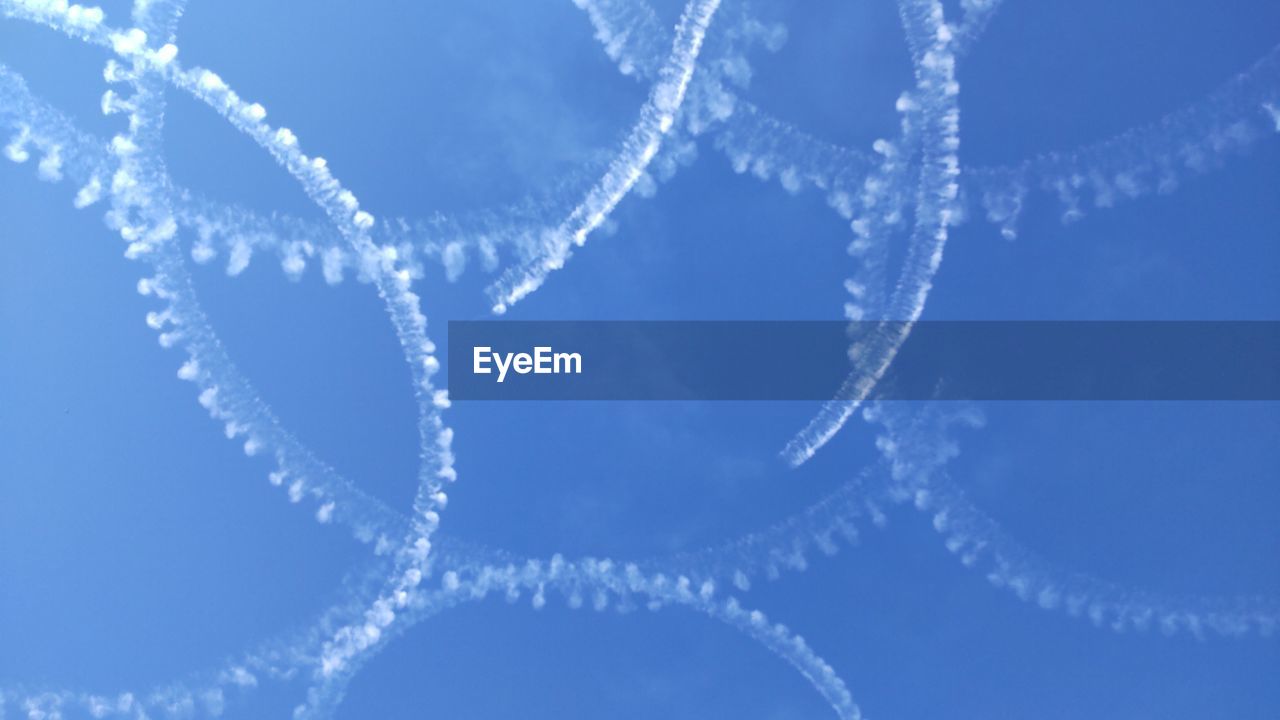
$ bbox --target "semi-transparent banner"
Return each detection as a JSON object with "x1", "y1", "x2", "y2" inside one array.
[{"x1": 447, "y1": 321, "x2": 1280, "y2": 400}]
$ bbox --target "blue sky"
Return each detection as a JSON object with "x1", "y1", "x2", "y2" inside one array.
[{"x1": 2, "y1": 0, "x2": 1279, "y2": 718}]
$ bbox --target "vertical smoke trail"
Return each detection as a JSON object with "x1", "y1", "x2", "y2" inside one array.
[
  {"x1": 485, "y1": 0, "x2": 721, "y2": 313},
  {"x1": 781, "y1": 0, "x2": 963, "y2": 467}
]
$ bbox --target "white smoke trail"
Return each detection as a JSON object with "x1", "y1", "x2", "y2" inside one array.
[
  {"x1": 5, "y1": 1, "x2": 1280, "y2": 718},
  {"x1": 485, "y1": 0, "x2": 722, "y2": 313},
  {"x1": 949, "y1": 0, "x2": 1005, "y2": 58},
  {"x1": 863, "y1": 403, "x2": 1280, "y2": 638},
  {"x1": 294, "y1": 548, "x2": 862, "y2": 720},
  {"x1": 645, "y1": 465, "x2": 900, "y2": 593},
  {"x1": 21, "y1": 0, "x2": 811, "y2": 695},
  {"x1": 1, "y1": 62, "x2": 409, "y2": 547},
  {"x1": 0, "y1": 71, "x2": 573, "y2": 290},
  {"x1": 171, "y1": 167, "x2": 610, "y2": 287},
  {"x1": 922, "y1": 472, "x2": 1280, "y2": 637},
  {"x1": 573, "y1": 0, "x2": 670, "y2": 79},
  {"x1": 780, "y1": 0, "x2": 964, "y2": 467},
  {"x1": 2, "y1": 0, "x2": 459, "y2": 689},
  {"x1": 568, "y1": 0, "x2": 966, "y2": 469},
  {"x1": 3, "y1": 1, "x2": 742, "y2": 305},
  {"x1": 968, "y1": 44, "x2": 1280, "y2": 239},
  {"x1": 0, "y1": 66, "x2": 109, "y2": 202}
]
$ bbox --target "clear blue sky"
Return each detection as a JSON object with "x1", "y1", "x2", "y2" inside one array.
[{"x1": 2, "y1": 0, "x2": 1278, "y2": 717}]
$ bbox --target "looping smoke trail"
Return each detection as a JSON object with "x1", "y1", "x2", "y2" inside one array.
[
  {"x1": 3, "y1": 2, "x2": 866, "y2": 717},
  {"x1": 3, "y1": 0, "x2": 1278, "y2": 717},
  {"x1": 4, "y1": 0, "x2": 458, "y2": 698}
]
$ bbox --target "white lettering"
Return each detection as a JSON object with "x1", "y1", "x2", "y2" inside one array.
[
  {"x1": 513, "y1": 353, "x2": 532, "y2": 375},
  {"x1": 472, "y1": 346, "x2": 582, "y2": 383},
  {"x1": 473, "y1": 346, "x2": 492, "y2": 375},
  {"x1": 554, "y1": 351, "x2": 582, "y2": 374},
  {"x1": 493, "y1": 350, "x2": 514, "y2": 383}
]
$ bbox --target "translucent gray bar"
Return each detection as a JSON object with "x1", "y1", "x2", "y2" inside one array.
[{"x1": 446, "y1": 321, "x2": 1280, "y2": 400}]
